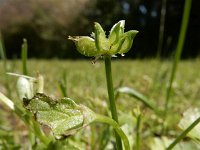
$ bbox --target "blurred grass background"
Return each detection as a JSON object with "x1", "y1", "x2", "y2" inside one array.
[
  {"x1": 0, "y1": 59, "x2": 200, "y2": 149},
  {"x1": 1, "y1": 59, "x2": 199, "y2": 116}
]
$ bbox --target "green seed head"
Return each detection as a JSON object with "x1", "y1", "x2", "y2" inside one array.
[{"x1": 68, "y1": 20, "x2": 138, "y2": 57}]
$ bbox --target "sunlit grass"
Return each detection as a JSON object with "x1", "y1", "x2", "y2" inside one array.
[{"x1": 0, "y1": 59, "x2": 200, "y2": 149}]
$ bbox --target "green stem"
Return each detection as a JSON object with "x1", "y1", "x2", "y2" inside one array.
[
  {"x1": 0, "y1": 33, "x2": 12, "y2": 98},
  {"x1": 104, "y1": 55, "x2": 122, "y2": 149},
  {"x1": 135, "y1": 114, "x2": 141, "y2": 150},
  {"x1": 0, "y1": 33, "x2": 7, "y2": 68},
  {"x1": 59, "y1": 71, "x2": 67, "y2": 97},
  {"x1": 166, "y1": 117, "x2": 200, "y2": 150},
  {"x1": 156, "y1": 0, "x2": 167, "y2": 59},
  {"x1": 21, "y1": 38, "x2": 28, "y2": 75},
  {"x1": 95, "y1": 115, "x2": 130, "y2": 150},
  {"x1": 164, "y1": 0, "x2": 192, "y2": 121}
]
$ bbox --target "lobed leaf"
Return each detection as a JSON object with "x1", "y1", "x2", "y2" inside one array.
[{"x1": 23, "y1": 93, "x2": 96, "y2": 139}]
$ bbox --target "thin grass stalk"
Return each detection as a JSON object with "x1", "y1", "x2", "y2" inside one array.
[
  {"x1": 0, "y1": 33, "x2": 6, "y2": 65},
  {"x1": 98, "y1": 125, "x2": 110, "y2": 149},
  {"x1": 135, "y1": 114, "x2": 141, "y2": 150},
  {"x1": 164, "y1": 0, "x2": 192, "y2": 120},
  {"x1": 156, "y1": 0, "x2": 167, "y2": 59},
  {"x1": 104, "y1": 55, "x2": 122, "y2": 150},
  {"x1": 21, "y1": 38, "x2": 28, "y2": 75},
  {"x1": 90, "y1": 126, "x2": 96, "y2": 150},
  {"x1": 117, "y1": 87, "x2": 160, "y2": 114},
  {"x1": 58, "y1": 71, "x2": 67, "y2": 97},
  {"x1": 0, "y1": 34, "x2": 12, "y2": 98}
]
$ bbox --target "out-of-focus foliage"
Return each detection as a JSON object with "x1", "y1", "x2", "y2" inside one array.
[
  {"x1": 0, "y1": 0, "x2": 94, "y2": 58},
  {"x1": 0, "y1": 0, "x2": 199, "y2": 58},
  {"x1": 178, "y1": 108, "x2": 200, "y2": 143}
]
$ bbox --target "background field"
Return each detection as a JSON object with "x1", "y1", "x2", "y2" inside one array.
[{"x1": 0, "y1": 59, "x2": 199, "y2": 149}]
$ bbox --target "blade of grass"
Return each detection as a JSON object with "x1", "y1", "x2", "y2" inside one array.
[
  {"x1": 164, "y1": 0, "x2": 192, "y2": 121},
  {"x1": 58, "y1": 71, "x2": 68, "y2": 97},
  {"x1": 21, "y1": 38, "x2": 28, "y2": 75},
  {"x1": 156, "y1": 0, "x2": 167, "y2": 59},
  {"x1": 98, "y1": 125, "x2": 111, "y2": 150},
  {"x1": 0, "y1": 33, "x2": 6, "y2": 64},
  {"x1": 117, "y1": 87, "x2": 161, "y2": 115},
  {"x1": 133, "y1": 107, "x2": 142, "y2": 150},
  {"x1": 0, "y1": 33, "x2": 12, "y2": 98},
  {"x1": 135, "y1": 114, "x2": 141, "y2": 150}
]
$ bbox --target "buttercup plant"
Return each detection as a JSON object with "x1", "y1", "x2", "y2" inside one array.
[
  {"x1": 69, "y1": 20, "x2": 138, "y2": 150},
  {"x1": 0, "y1": 23, "x2": 137, "y2": 149}
]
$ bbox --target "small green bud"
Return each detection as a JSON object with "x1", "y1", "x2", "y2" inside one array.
[{"x1": 24, "y1": 93, "x2": 97, "y2": 139}]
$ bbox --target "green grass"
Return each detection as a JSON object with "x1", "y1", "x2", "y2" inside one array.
[{"x1": 0, "y1": 59, "x2": 200, "y2": 149}]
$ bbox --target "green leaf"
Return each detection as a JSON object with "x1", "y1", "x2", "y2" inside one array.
[{"x1": 23, "y1": 93, "x2": 96, "y2": 139}]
